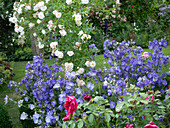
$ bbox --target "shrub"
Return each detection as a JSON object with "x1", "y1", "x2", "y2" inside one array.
[{"x1": 0, "y1": 103, "x2": 12, "y2": 128}]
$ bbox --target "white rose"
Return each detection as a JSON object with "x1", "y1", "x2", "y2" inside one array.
[
  {"x1": 67, "y1": 51, "x2": 74, "y2": 56},
  {"x1": 87, "y1": 35, "x2": 91, "y2": 39},
  {"x1": 38, "y1": 12, "x2": 45, "y2": 19},
  {"x1": 78, "y1": 30, "x2": 83, "y2": 36},
  {"x1": 81, "y1": 34, "x2": 87, "y2": 40},
  {"x1": 65, "y1": 62, "x2": 74, "y2": 72},
  {"x1": 55, "y1": 51, "x2": 63, "y2": 58},
  {"x1": 9, "y1": 17, "x2": 17, "y2": 23},
  {"x1": 66, "y1": 0, "x2": 72, "y2": 5},
  {"x1": 38, "y1": 1, "x2": 44, "y2": 7},
  {"x1": 25, "y1": 5, "x2": 31, "y2": 10},
  {"x1": 33, "y1": 5, "x2": 39, "y2": 11},
  {"x1": 42, "y1": 29, "x2": 46, "y2": 34},
  {"x1": 39, "y1": 42, "x2": 44, "y2": 49},
  {"x1": 29, "y1": 23, "x2": 35, "y2": 29},
  {"x1": 74, "y1": 13, "x2": 81, "y2": 21},
  {"x1": 59, "y1": 29, "x2": 67, "y2": 36},
  {"x1": 41, "y1": 6, "x2": 47, "y2": 11},
  {"x1": 81, "y1": 0, "x2": 89, "y2": 4},
  {"x1": 76, "y1": 68, "x2": 84, "y2": 75},
  {"x1": 85, "y1": 61, "x2": 90, "y2": 67},
  {"x1": 58, "y1": 24, "x2": 64, "y2": 29},
  {"x1": 50, "y1": 42, "x2": 58, "y2": 49},
  {"x1": 37, "y1": 19, "x2": 41, "y2": 24},
  {"x1": 33, "y1": 33, "x2": 37, "y2": 37},
  {"x1": 18, "y1": 26, "x2": 24, "y2": 32},
  {"x1": 90, "y1": 61, "x2": 96, "y2": 68},
  {"x1": 76, "y1": 20, "x2": 82, "y2": 26},
  {"x1": 55, "y1": 12, "x2": 62, "y2": 18},
  {"x1": 77, "y1": 79, "x2": 85, "y2": 86}
]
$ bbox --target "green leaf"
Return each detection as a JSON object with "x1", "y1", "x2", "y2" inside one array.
[
  {"x1": 88, "y1": 114, "x2": 94, "y2": 123},
  {"x1": 62, "y1": 122, "x2": 66, "y2": 128},
  {"x1": 105, "y1": 113, "x2": 111, "y2": 123},
  {"x1": 116, "y1": 102, "x2": 124, "y2": 112},
  {"x1": 139, "y1": 93, "x2": 148, "y2": 98},
  {"x1": 78, "y1": 120, "x2": 83, "y2": 128}
]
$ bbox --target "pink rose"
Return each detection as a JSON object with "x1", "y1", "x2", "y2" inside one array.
[
  {"x1": 143, "y1": 121, "x2": 159, "y2": 128},
  {"x1": 146, "y1": 2, "x2": 148, "y2": 5},
  {"x1": 168, "y1": 85, "x2": 170, "y2": 89},
  {"x1": 125, "y1": 124, "x2": 134, "y2": 128},
  {"x1": 63, "y1": 96, "x2": 78, "y2": 121}
]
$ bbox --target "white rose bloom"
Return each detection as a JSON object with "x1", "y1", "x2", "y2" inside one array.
[
  {"x1": 42, "y1": 29, "x2": 46, "y2": 34},
  {"x1": 39, "y1": 42, "x2": 44, "y2": 49},
  {"x1": 33, "y1": 13, "x2": 37, "y2": 18},
  {"x1": 38, "y1": 12, "x2": 45, "y2": 19},
  {"x1": 58, "y1": 51, "x2": 64, "y2": 58},
  {"x1": 65, "y1": 62, "x2": 74, "y2": 72},
  {"x1": 67, "y1": 51, "x2": 74, "y2": 56},
  {"x1": 29, "y1": 23, "x2": 35, "y2": 28},
  {"x1": 20, "y1": 31, "x2": 25, "y2": 36},
  {"x1": 77, "y1": 79, "x2": 85, "y2": 86},
  {"x1": 25, "y1": 5, "x2": 31, "y2": 10},
  {"x1": 41, "y1": 6, "x2": 47, "y2": 11},
  {"x1": 50, "y1": 42, "x2": 58, "y2": 49},
  {"x1": 17, "y1": 7, "x2": 22, "y2": 14},
  {"x1": 37, "y1": 19, "x2": 41, "y2": 24},
  {"x1": 9, "y1": 17, "x2": 17, "y2": 23},
  {"x1": 33, "y1": 33, "x2": 37, "y2": 37},
  {"x1": 90, "y1": 61, "x2": 96, "y2": 68},
  {"x1": 78, "y1": 30, "x2": 83, "y2": 36},
  {"x1": 33, "y1": 5, "x2": 39, "y2": 11},
  {"x1": 85, "y1": 61, "x2": 90, "y2": 67},
  {"x1": 66, "y1": 0, "x2": 72, "y2": 5},
  {"x1": 76, "y1": 68, "x2": 84, "y2": 75},
  {"x1": 55, "y1": 51, "x2": 63, "y2": 58},
  {"x1": 46, "y1": 0, "x2": 50, "y2": 3},
  {"x1": 18, "y1": 26, "x2": 24, "y2": 32},
  {"x1": 59, "y1": 29, "x2": 67, "y2": 36},
  {"x1": 81, "y1": 0, "x2": 89, "y2": 4},
  {"x1": 87, "y1": 35, "x2": 91, "y2": 39},
  {"x1": 58, "y1": 24, "x2": 64, "y2": 29},
  {"x1": 52, "y1": 10, "x2": 58, "y2": 15},
  {"x1": 38, "y1": 1, "x2": 45, "y2": 7},
  {"x1": 14, "y1": 27, "x2": 19, "y2": 33},
  {"x1": 76, "y1": 20, "x2": 82, "y2": 26},
  {"x1": 75, "y1": 13, "x2": 82, "y2": 21},
  {"x1": 55, "y1": 12, "x2": 62, "y2": 18},
  {"x1": 81, "y1": 34, "x2": 87, "y2": 40}
]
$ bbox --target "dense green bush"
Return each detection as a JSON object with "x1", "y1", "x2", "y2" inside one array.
[{"x1": 0, "y1": 103, "x2": 12, "y2": 128}]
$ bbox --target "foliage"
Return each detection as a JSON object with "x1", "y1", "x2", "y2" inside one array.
[{"x1": 0, "y1": 103, "x2": 13, "y2": 128}]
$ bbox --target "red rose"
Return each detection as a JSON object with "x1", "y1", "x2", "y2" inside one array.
[
  {"x1": 143, "y1": 121, "x2": 159, "y2": 128},
  {"x1": 84, "y1": 95, "x2": 91, "y2": 101},
  {"x1": 63, "y1": 96, "x2": 78, "y2": 121},
  {"x1": 132, "y1": 1, "x2": 134, "y2": 2},
  {"x1": 168, "y1": 85, "x2": 170, "y2": 89},
  {"x1": 125, "y1": 124, "x2": 134, "y2": 128},
  {"x1": 132, "y1": 6, "x2": 134, "y2": 8},
  {"x1": 146, "y1": 2, "x2": 148, "y2": 5}
]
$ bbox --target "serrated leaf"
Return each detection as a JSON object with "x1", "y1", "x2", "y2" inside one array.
[{"x1": 88, "y1": 114, "x2": 94, "y2": 123}]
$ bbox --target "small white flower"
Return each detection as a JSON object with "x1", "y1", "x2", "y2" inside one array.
[
  {"x1": 37, "y1": 1, "x2": 45, "y2": 7},
  {"x1": 9, "y1": 17, "x2": 17, "y2": 23},
  {"x1": 59, "y1": 29, "x2": 67, "y2": 36},
  {"x1": 53, "y1": 10, "x2": 62, "y2": 18},
  {"x1": 37, "y1": 19, "x2": 41, "y2": 24},
  {"x1": 20, "y1": 112, "x2": 28, "y2": 120},
  {"x1": 76, "y1": 20, "x2": 82, "y2": 26},
  {"x1": 66, "y1": 0, "x2": 72, "y2": 5},
  {"x1": 33, "y1": 33, "x2": 37, "y2": 37},
  {"x1": 33, "y1": 5, "x2": 39, "y2": 11},
  {"x1": 90, "y1": 61, "x2": 96, "y2": 68},
  {"x1": 74, "y1": 13, "x2": 82, "y2": 21},
  {"x1": 65, "y1": 62, "x2": 74, "y2": 72},
  {"x1": 42, "y1": 29, "x2": 46, "y2": 34},
  {"x1": 77, "y1": 79, "x2": 85, "y2": 86},
  {"x1": 49, "y1": 42, "x2": 57, "y2": 49},
  {"x1": 81, "y1": 33, "x2": 87, "y2": 40},
  {"x1": 18, "y1": 26, "x2": 24, "y2": 32},
  {"x1": 67, "y1": 51, "x2": 74, "y2": 56},
  {"x1": 25, "y1": 5, "x2": 31, "y2": 10},
  {"x1": 76, "y1": 68, "x2": 84, "y2": 75},
  {"x1": 81, "y1": 0, "x2": 89, "y2": 4},
  {"x1": 29, "y1": 23, "x2": 35, "y2": 29},
  {"x1": 85, "y1": 61, "x2": 90, "y2": 67},
  {"x1": 53, "y1": 83, "x2": 60, "y2": 89},
  {"x1": 41, "y1": 6, "x2": 47, "y2": 11},
  {"x1": 18, "y1": 100, "x2": 23, "y2": 107},
  {"x1": 78, "y1": 30, "x2": 84, "y2": 36},
  {"x1": 38, "y1": 12, "x2": 45, "y2": 19},
  {"x1": 29, "y1": 104, "x2": 35, "y2": 110},
  {"x1": 39, "y1": 42, "x2": 44, "y2": 49},
  {"x1": 55, "y1": 50, "x2": 63, "y2": 58}
]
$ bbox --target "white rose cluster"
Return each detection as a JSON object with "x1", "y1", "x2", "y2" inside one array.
[
  {"x1": 55, "y1": 50, "x2": 64, "y2": 58},
  {"x1": 72, "y1": 13, "x2": 82, "y2": 26},
  {"x1": 65, "y1": 62, "x2": 74, "y2": 72},
  {"x1": 66, "y1": 0, "x2": 72, "y2": 5}
]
